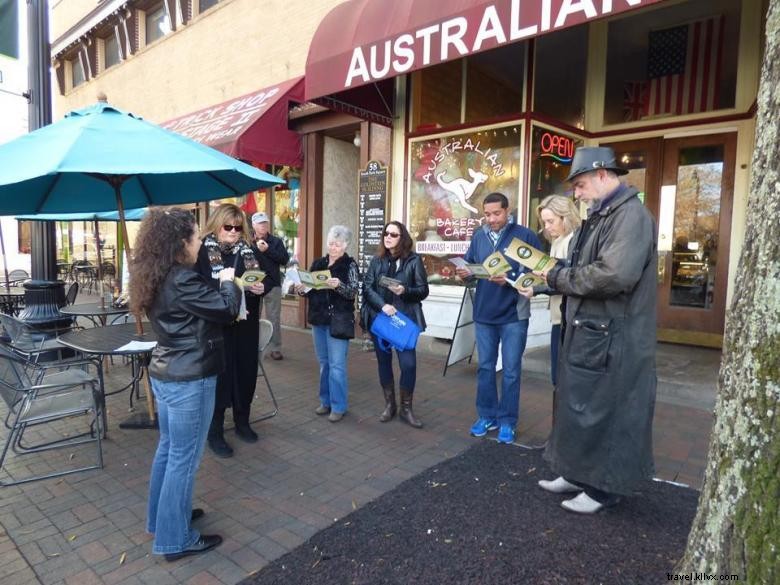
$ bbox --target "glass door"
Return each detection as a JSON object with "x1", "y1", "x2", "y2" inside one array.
[{"x1": 656, "y1": 134, "x2": 736, "y2": 346}]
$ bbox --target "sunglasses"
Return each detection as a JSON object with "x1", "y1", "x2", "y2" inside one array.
[
  {"x1": 383, "y1": 231, "x2": 401, "y2": 238},
  {"x1": 222, "y1": 224, "x2": 243, "y2": 232}
]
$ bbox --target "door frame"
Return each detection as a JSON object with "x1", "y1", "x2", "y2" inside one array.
[{"x1": 604, "y1": 132, "x2": 736, "y2": 347}]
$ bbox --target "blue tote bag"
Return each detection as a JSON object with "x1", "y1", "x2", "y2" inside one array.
[{"x1": 370, "y1": 310, "x2": 421, "y2": 352}]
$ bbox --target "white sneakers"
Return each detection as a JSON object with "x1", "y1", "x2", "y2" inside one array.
[
  {"x1": 538, "y1": 476, "x2": 605, "y2": 514},
  {"x1": 537, "y1": 476, "x2": 580, "y2": 494},
  {"x1": 560, "y1": 492, "x2": 604, "y2": 514}
]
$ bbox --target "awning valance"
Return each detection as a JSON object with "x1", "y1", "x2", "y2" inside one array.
[
  {"x1": 162, "y1": 77, "x2": 305, "y2": 167},
  {"x1": 305, "y1": 0, "x2": 665, "y2": 100}
]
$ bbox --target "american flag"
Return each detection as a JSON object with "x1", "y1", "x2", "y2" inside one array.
[
  {"x1": 646, "y1": 15, "x2": 725, "y2": 117},
  {"x1": 623, "y1": 81, "x2": 648, "y2": 122}
]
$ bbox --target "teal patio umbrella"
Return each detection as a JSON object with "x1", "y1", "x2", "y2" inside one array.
[{"x1": 0, "y1": 98, "x2": 283, "y2": 257}]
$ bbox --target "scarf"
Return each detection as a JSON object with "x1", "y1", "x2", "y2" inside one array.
[{"x1": 202, "y1": 233, "x2": 259, "y2": 279}]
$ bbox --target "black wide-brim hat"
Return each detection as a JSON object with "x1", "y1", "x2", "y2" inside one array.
[{"x1": 566, "y1": 146, "x2": 629, "y2": 181}]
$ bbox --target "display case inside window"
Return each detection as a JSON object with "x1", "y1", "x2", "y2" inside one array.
[
  {"x1": 527, "y1": 125, "x2": 583, "y2": 233},
  {"x1": 408, "y1": 122, "x2": 523, "y2": 286},
  {"x1": 604, "y1": 0, "x2": 741, "y2": 125}
]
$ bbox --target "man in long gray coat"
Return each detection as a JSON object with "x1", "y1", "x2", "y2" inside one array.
[{"x1": 537, "y1": 146, "x2": 657, "y2": 514}]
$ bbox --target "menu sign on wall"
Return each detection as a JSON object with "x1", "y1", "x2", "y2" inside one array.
[{"x1": 357, "y1": 160, "x2": 388, "y2": 308}]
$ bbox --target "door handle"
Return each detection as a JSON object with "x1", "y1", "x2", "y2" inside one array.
[{"x1": 657, "y1": 251, "x2": 666, "y2": 283}]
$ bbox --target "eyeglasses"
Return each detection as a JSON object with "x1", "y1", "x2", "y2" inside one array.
[
  {"x1": 383, "y1": 231, "x2": 401, "y2": 238},
  {"x1": 222, "y1": 224, "x2": 243, "y2": 232}
]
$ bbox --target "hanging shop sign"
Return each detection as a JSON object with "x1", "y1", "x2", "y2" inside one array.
[
  {"x1": 306, "y1": 0, "x2": 664, "y2": 99},
  {"x1": 357, "y1": 161, "x2": 388, "y2": 306},
  {"x1": 408, "y1": 123, "x2": 522, "y2": 285}
]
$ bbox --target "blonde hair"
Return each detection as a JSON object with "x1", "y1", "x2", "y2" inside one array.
[
  {"x1": 537, "y1": 195, "x2": 580, "y2": 243},
  {"x1": 204, "y1": 203, "x2": 250, "y2": 242}
]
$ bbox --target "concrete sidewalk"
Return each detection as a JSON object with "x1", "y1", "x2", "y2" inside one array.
[{"x1": 0, "y1": 326, "x2": 715, "y2": 585}]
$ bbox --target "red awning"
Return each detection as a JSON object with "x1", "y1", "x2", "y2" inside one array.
[
  {"x1": 306, "y1": 0, "x2": 665, "y2": 101},
  {"x1": 162, "y1": 77, "x2": 304, "y2": 167}
]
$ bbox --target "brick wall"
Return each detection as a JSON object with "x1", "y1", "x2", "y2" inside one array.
[{"x1": 52, "y1": 0, "x2": 343, "y2": 122}]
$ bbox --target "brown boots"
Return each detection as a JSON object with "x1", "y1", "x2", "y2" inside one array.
[
  {"x1": 379, "y1": 384, "x2": 397, "y2": 422},
  {"x1": 399, "y1": 389, "x2": 423, "y2": 429}
]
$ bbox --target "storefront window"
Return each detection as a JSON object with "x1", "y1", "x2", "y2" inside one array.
[
  {"x1": 527, "y1": 125, "x2": 583, "y2": 233},
  {"x1": 415, "y1": 60, "x2": 463, "y2": 130},
  {"x1": 604, "y1": 0, "x2": 740, "y2": 125},
  {"x1": 533, "y1": 25, "x2": 587, "y2": 128},
  {"x1": 408, "y1": 122, "x2": 523, "y2": 286},
  {"x1": 465, "y1": 43, "x2": 525, "y2": 123},
  {"x1": 272, "y1": 178, "x2": 300, "y2": 267}
]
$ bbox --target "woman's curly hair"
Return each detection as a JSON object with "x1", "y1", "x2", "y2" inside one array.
[{"x1": 129, "y1": 208, "x2": 197, "y2": 315}]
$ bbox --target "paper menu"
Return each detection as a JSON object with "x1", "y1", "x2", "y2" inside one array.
[
  {"x1": 298, "y1": 269, "x2": 332, "y2": 289},
  {"x1": 378, "y1": 275, "x2": 402, "y2": 288},
  {"x1": 506, "y1": 272, "x2": 546, "y2": 290},
  {"x1": 449, "y1": 255, "x2": 507, "y2": 279},
  {"x1": 503, "y1": 238, "x2": 555, "y2": 272},
  {"x1": 235, "y1": 270, "x2": 266, "y2": 288},
  {"x1": 482, "y1": 251, "x2": 512, "y2": 276}
]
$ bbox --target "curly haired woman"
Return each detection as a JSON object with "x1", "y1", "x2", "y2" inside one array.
[{"x1": 130, "y1": 208, "x2": 240, "y2": 561}]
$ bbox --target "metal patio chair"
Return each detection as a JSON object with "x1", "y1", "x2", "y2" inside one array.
[
  {"x1": 226, "y1": 319, "x2": 278, "y2": 426},
  {"x1": 0, "y1": 346, "x2": 104, "y2": 486}
]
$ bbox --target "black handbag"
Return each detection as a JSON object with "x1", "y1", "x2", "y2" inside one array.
[{"x1": 329, "y1": 306, "x2": 355, "y2": 340}]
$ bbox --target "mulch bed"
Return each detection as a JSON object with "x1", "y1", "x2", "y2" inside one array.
[{"x1": 240, "y1": 441, "x2": 699, "y2": 585}]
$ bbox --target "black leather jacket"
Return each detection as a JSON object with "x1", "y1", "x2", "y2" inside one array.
[
  {"x1": 362, "y1": 253, "x2": 429, "y2": 330},
  {"x1": 148, "y1": 264, "x2": 241, "y2": 381}
]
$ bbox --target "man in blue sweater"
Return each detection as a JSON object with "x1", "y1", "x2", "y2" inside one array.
[{"x1": 455, "y1": 192, "x2": 542, "y2": 444}]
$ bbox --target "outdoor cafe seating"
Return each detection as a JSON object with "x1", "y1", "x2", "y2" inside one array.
[{"x1": 0, "y1": 345, "x2": 104, "y2": 487}]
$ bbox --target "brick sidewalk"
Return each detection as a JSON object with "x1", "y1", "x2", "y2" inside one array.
[{"x1": 0, "y1": 328, "x2": 713, "y2": 585}]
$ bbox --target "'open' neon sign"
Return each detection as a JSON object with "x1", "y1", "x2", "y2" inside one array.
[{"x1": 540, "y1": 132, "x2": 575, "y2": 164}]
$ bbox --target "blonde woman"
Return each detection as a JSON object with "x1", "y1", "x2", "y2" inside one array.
[
  {"x1": 519, "y1": 195, "x2": 580, "y2": 386},
  {"x1": 195, "y1": 204, "x2": 265, "y2": 457}
]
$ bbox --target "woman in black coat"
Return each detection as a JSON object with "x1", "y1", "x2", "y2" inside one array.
[
  {"x1": 195, "y1": 204, "x2": 265, "y2": 458},
  {"x1": 362, "y1": 221, "x2": 429, "y2": 428}
]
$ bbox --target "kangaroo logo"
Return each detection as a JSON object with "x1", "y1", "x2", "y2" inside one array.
[{"x1": 436, "y1": 168, "x2": 488, "y2": 215}]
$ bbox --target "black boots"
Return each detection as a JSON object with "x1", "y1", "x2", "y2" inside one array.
[
  {"x1": 379, "y1": 384, "x2": 397, "y2": 422},
  {"x1": 399, "y1": 389, "x2": 422, "y2": 429},
  {"x1": 207, "y1": 410, "x2": 233, "y2": 458},
  {"x1": 235, "y1": 421, "x2": 258, "y2": 443}
]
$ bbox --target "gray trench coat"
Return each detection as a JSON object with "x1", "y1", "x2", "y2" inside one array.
[{"x1": 544, "y1": 183, "x2": 657, "y2": 495}]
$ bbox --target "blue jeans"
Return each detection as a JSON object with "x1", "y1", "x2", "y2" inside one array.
[
  {"x1": 372, "y1": 334, "x2": 417, "y2": 392},
  {"x1": 475, "y1": 319, "x2": 528, "y2": 427},
  {"x1": 147, "y1": 375, "x2": 216, "y2": 554},
  {"x1": 312, "y1": 325, "x2": 349, "y2": 414}
]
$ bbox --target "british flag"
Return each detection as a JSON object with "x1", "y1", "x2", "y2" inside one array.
[{"x1": 623, "y1": 81, "x2": 648, "y2": 122}]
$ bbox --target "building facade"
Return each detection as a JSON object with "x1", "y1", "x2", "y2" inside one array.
[{"x1": 51, "y1": 0, "x2": 770, "y2": 348}]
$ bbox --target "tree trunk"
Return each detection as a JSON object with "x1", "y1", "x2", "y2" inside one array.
[{"x1": 678, "y1": 1, "x2": 780, "y2": 582}]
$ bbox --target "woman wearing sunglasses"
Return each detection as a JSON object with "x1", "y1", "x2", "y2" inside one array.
[
  {"x1": 362, "y1": 221, "x2": 429, "y2": 428},
  {"x1": 195, "y1": 203, "x2": 265, "y2": 458}
]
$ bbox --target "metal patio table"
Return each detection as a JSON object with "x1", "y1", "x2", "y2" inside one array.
[
  {"x1": 60, "y1": 301, "x2": 130, "y2": 327},
  {"x1": 58, "y1": 322, "x2": 159, "y2": 429},
  {"x1": 0, "y1": 287, "x2": 27, "y2": 316}
]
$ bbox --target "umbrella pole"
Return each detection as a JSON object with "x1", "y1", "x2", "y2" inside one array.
[
  {"x1": 113, "y1": 181, "x2": 156, "y2": 426},
  {"x1": 0, "y1": 222, "x2": 10, "y2": 291},
  {"x1": 94, "y1": 219, "x2": 105, "y2": 301}
]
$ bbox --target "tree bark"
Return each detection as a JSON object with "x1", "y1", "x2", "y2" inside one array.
[{"x1": 679, "y1": 1, "x2": 780, "y2": 582}]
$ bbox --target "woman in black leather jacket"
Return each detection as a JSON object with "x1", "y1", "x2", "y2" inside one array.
[
  {"x1": 362, "y1": 221, "x2": 429, "y2": 428},
  {"x1": 130, "y1": 209, "x2": 240, "y2": 562}
]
